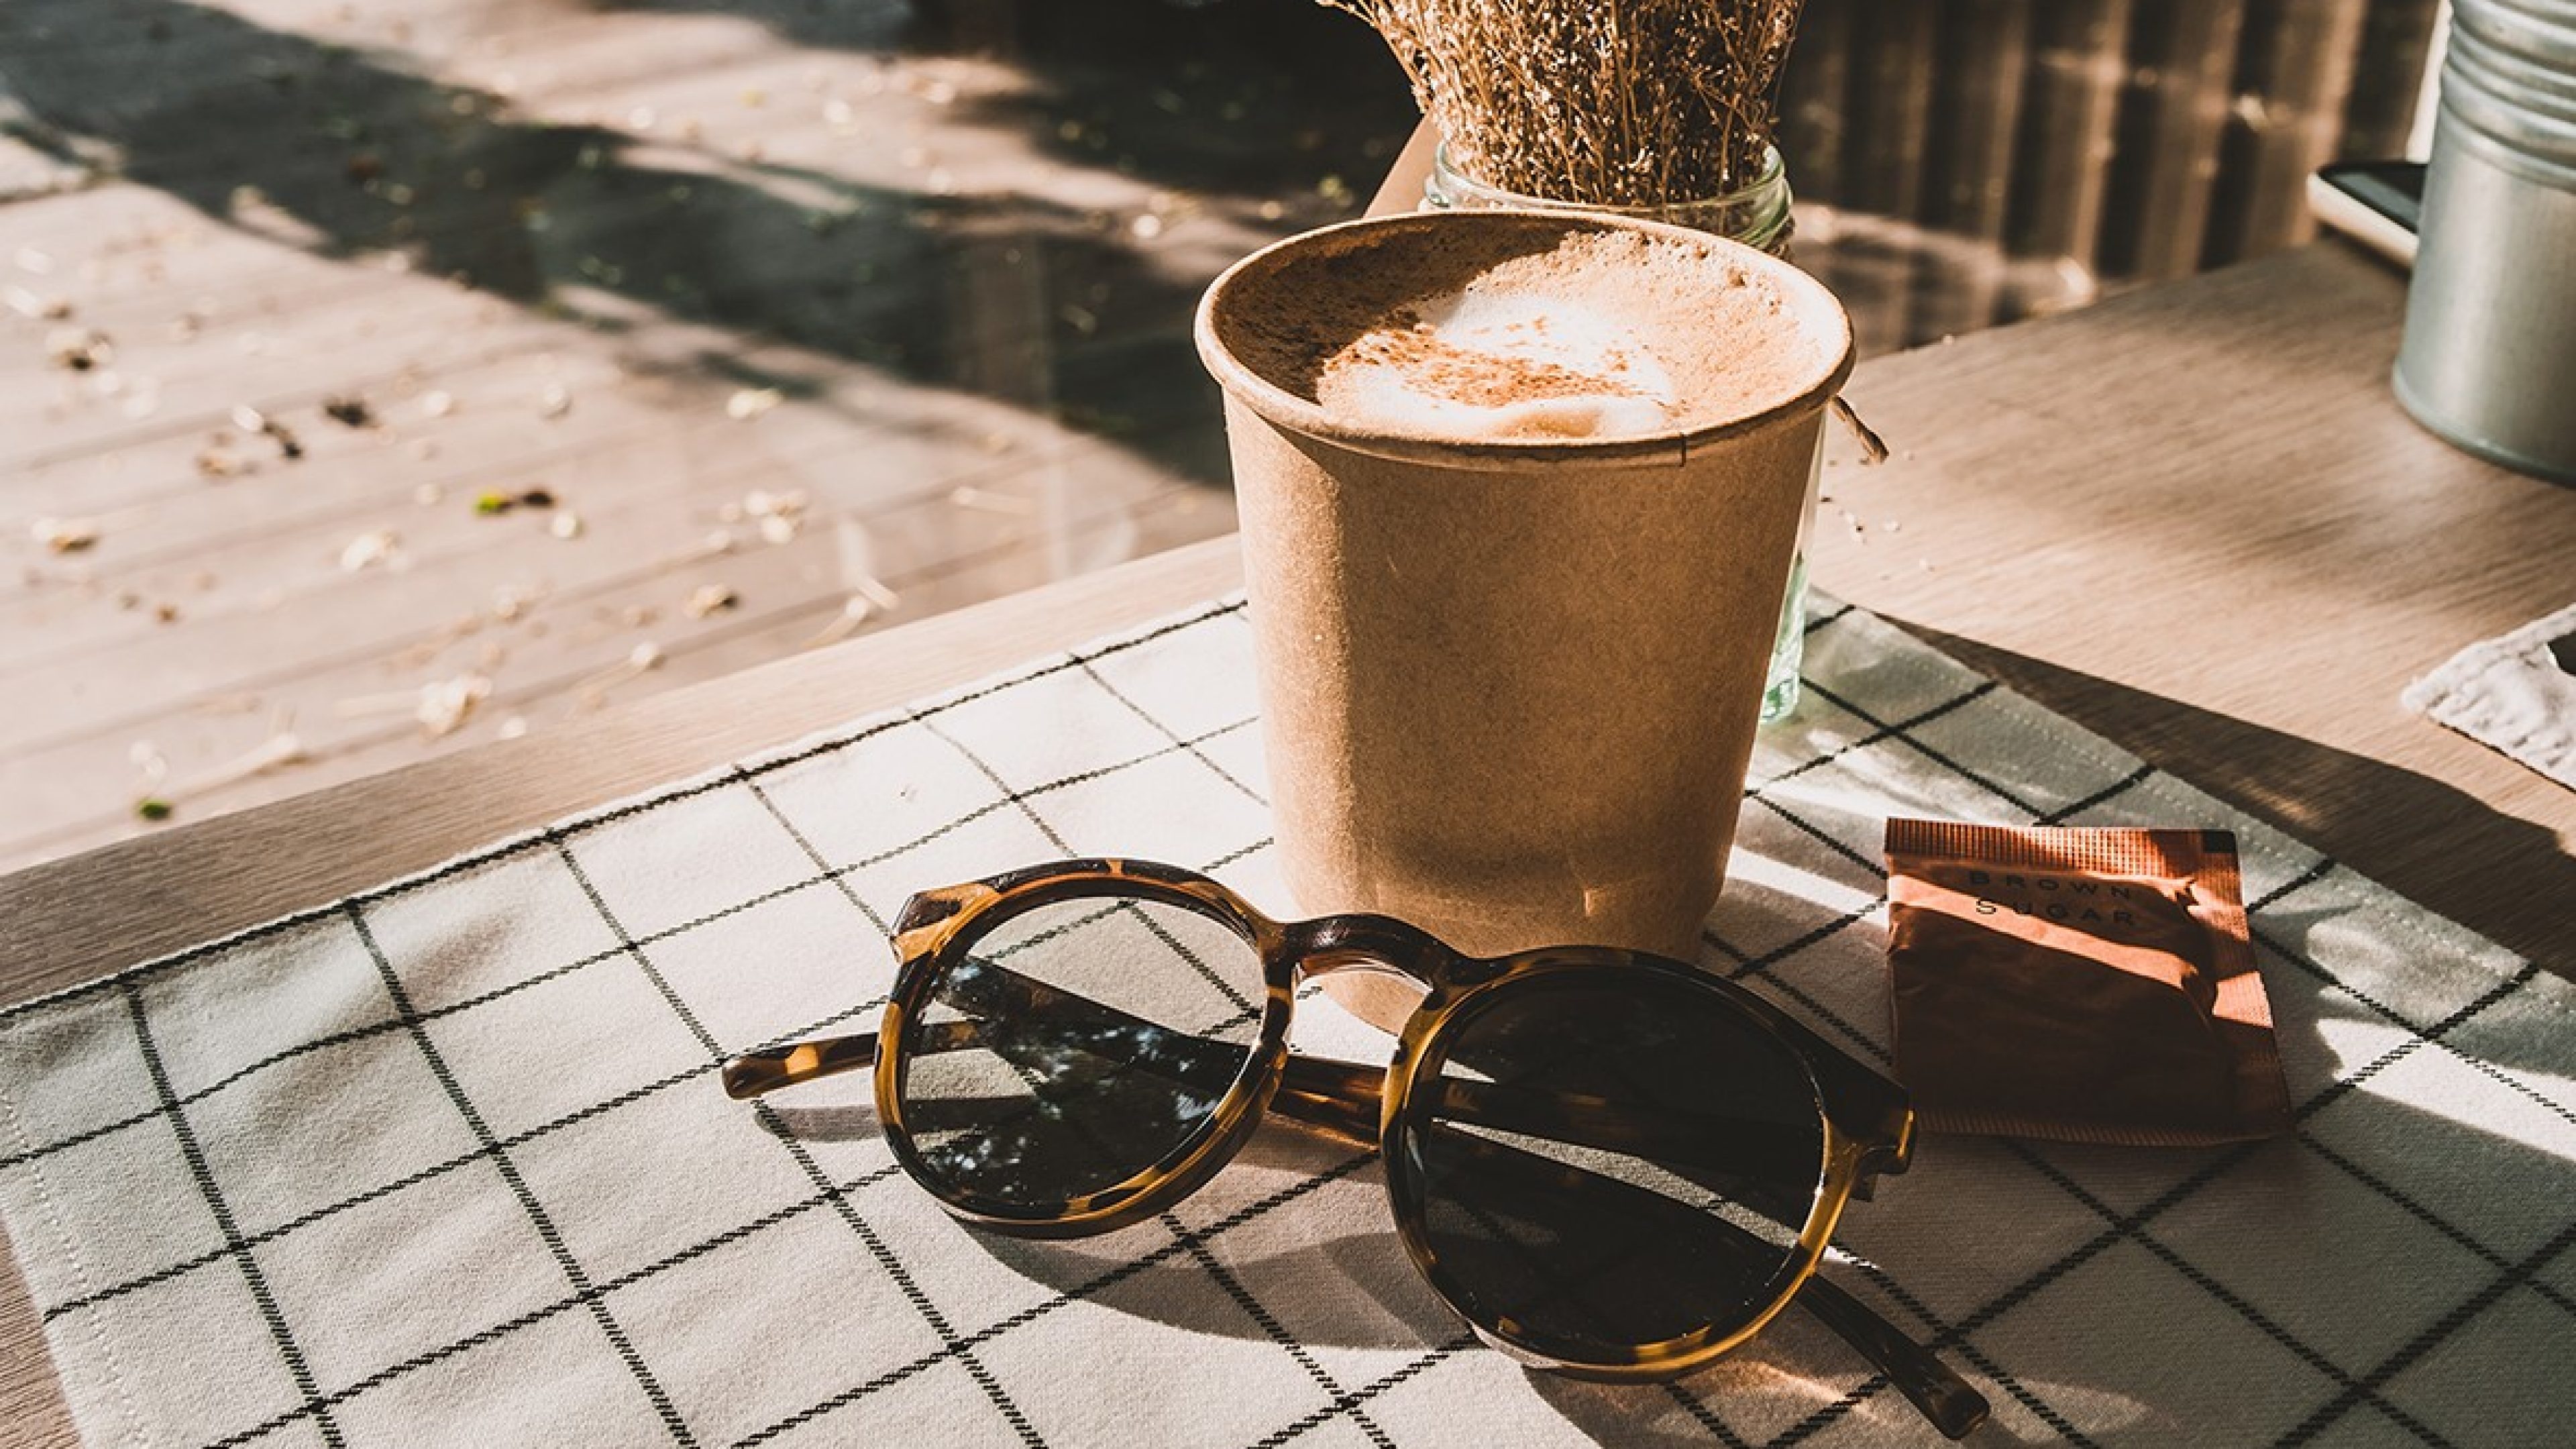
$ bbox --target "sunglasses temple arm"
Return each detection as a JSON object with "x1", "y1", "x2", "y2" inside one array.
[
  {"x1": 721, "y1": 1032, "x2": 881, "y2": 1099},
  {"x1": 719, "y1": 1014, "x2": 1352, "y2": 1148},
  {"x1": 1789, "y1": 1268, "x2": 1991, "y2": 1440},
  {"x1": 1459, "y1": 1134, "x2": 1991, "y2": 1440},
  {"x1": 1273, "y1": 1055, "x2": 1387, "y2": 1143},
  {"x1": 1295, "y1": 1061, "x2": 1989, "y2": 1440}
]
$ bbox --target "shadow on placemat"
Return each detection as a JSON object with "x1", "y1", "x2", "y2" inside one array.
[
  {"x1": 959, "y1": 1127, "x2": 1468, "y2": 1354},
  {"x1": 1880, "y1": 618, "x2": 2575, "y2": 983}
]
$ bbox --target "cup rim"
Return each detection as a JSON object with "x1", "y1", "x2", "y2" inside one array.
[{"x1": 1193, "y1": 208, "x2": 1856, "y2": 471}]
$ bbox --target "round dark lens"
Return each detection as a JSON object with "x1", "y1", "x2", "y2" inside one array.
[
  {"x1": 898, "y1": 894, "x2": 1267, "y2": 1210},
  {"x1": 1396, "y1": 973, "x2": 1825, "y2": 1362}
]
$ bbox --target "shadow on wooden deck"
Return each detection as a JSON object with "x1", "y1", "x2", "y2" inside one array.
[
  {"x1": 0, "y1": 0, "x2": 1413, "y2": 866},
  {"x1": 5, "y1": 0, "x2": 1412, "y2": 478}
]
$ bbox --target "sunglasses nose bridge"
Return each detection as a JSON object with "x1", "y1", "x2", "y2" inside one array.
[
  {"x1": 1279, "y1": 912, "x2": 1450, "y2": 996},
  {"x1": 1291, "y1": 953, "x2": 1430, "y2": 1004}
]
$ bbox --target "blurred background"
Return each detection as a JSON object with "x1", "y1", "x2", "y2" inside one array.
[{"x1": 0, "y1": 0, "x2": 2438, "y2": 867}]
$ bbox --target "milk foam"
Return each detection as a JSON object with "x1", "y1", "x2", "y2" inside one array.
[
  {"x1": 1308, "y1": 228, "x2": 1813, "y2": 443},
  {"x1": 1316, "y1": 287, "x2": 1681, "y2": 441}
]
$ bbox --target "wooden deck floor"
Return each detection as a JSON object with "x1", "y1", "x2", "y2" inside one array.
[{"x1": 0, "y1": 0, "x2": 1417, "y2": 868}]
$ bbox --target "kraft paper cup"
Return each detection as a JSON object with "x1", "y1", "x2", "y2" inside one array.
[{"x1": 1195, "y1": 209, "x2": 1854, "y2": 1030}]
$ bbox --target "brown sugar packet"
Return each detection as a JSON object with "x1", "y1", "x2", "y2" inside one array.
[{"x1": 1884, "y1": 820, "x2": 2293, "y2": 1146}]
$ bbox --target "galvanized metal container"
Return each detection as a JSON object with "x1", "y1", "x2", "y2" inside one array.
[{"x1": 2394, "y1": 0, "x2": 2576, "y2": 483}]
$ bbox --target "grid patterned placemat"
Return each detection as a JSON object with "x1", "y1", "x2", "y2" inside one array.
[{"x1": 3, "y1": 596, "x2": 2570, "y2": 1449}]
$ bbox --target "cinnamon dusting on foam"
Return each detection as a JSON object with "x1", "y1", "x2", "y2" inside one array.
[
  {"x1": 1308, "y1": 229, "x2": 1817, "y2": 442},
  {"x1": 1341, "y1": 315, "x2": 1649, "y2": 409}
]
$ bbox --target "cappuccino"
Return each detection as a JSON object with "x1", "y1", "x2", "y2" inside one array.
[{"x1": 1308, "y1": 229, "x2": 1831, "y2": 443}]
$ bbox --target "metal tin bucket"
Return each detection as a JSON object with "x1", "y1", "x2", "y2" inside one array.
[{"x1": 2393, "y1": 0, "x2": 2576, "y2": 483}]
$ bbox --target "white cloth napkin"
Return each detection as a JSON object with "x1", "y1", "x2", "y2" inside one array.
[
  {"x1": 2404, "y1": 602, "x2": 2576, "y2": 788},
  {"x1": 2, "y1": 595, "x2": 2569, "y2": 1448}
]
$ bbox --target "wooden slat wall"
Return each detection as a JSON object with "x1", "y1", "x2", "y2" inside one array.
[
  {"x1": 1915, "y1": 0, "x2": 2034, "y2": 341},
  {"x1": 2339, "y1": 0, "x2": 2443, "y2": 157},
  {"x1": 2098, "y1": 0, "x2": 2246, "y2": 280},
  {"x1": 1778, "y1": 0, "x2": 1856, "y2": 204},
  {"x1": 2206, "y1": 0, "x2": 2374, "y2": 263},
  {"x1": 1778, "y1": 0, "x2": 2436, "y2": 350},
  {"x1": 1838, "y1": 0, "x2": 1941, "y2": 355},
  {"x1": 2006, "y1": 0, "x2": 2135, "y2": 270}
]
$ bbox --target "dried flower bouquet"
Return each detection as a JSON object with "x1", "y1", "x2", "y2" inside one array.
[{"x1": 1322, "y1": 0, "x2": 1807, "y2": 205}]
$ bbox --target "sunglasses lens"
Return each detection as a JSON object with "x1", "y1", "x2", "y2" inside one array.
[
  {"x1": 1397, "y1": 974, "x2": 1825, "y2": 1362},
  {"x1": 896, "y1": 895, "x2": 1268, "y2": 1210}
]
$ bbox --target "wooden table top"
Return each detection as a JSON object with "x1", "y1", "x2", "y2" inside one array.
[{"x1": 5, "y1": 232, "x2": 2571, "y2": 1442}]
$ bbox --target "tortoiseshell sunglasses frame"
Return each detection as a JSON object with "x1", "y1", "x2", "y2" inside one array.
[{"x1": 722, "y1": 857, "x2": 1988, "y2": 1439}]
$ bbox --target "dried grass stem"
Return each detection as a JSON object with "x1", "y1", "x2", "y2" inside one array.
[{"x1": 1324, "y1": 0, "x2": 1805, "y2": 207}]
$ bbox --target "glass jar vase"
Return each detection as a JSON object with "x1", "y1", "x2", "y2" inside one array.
[{"x1": 1423, "y1": 143, "x2": 1819, "y2": 722}]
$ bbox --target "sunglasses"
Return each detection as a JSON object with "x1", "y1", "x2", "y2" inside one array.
[{"x1": 722, "y1": 857, "x2": 1988, "y2": 1438}]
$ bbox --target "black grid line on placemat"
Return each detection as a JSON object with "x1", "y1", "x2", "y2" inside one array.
[
  {"x1": 2294, "y1": 1134, "x2": 2576, "y2": 1321},
  {"x1": 1661, "y1": 1380, "x2": 1758, "y2": 1449},
  {"x1": 39, "y1": 1053, "x2": 728, "y2": 1326},
  {"x1": 2007, "y1": 1146, "x2": 2458, "y2": 1447},
  {"x1": 347, "y1": 901, "x2": 697, "y2": 1447},
  {"x1": 733, "y1": 764, "x2": 901, "y2": 943},
  {"x1": 730, "y1": 1150, "x2": 1383, "y2": 1449},
  {"x1": 1240, "y1": 1337, "x2": 1481, "y2": 1449},
  {"x1": 1705, "y1": 903, "x2": 1880, "y2": 987},
  {"x1": 1804, "y1": 599, "x2": 1860, "y2": 637},
  {"x1": 2277, "y1": 1219, "x2": 2576, "y2": 1448},
  {"x1": 550, "y1": 827, "x2": 1049, "y2": 1449},
  {"x1": 1798, "y1": 677, "x2": 2049, "y2": 821},
  {"x1": 918, "y1": 710, "x2": 1094, "y2": 857},
  {"x1": 2251, "y1": 906, "x2": 2558, "y2": 1122},
  {"x1": 121, "y1": 981, "x2": 345, "y2": 1449},
  {"x1": 1079, "y1": 657, "x2": 1270, "y2": 808},
  {"x1": 1759, "y1": 680, "x2": 2001, "y2": 796},
  {"x1": 1167, "y1": 1210, "x2": 1399, "y2": 1449},
  {"x1": 192, "y1": 1165, "x2": 899, "y2": 1449},
  {"x1": 2035, "y1": 762, "x2": 2158, "y2": 825}
]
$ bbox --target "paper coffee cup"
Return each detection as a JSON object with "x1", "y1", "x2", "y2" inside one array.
[{"x1": 1195, "y1": 211, "x2": 1853, "y2": 1027}]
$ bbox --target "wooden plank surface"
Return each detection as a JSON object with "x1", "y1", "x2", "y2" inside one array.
[{"x1": 7, "y1": 238, "x2": 2576, "y2": 1444}]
